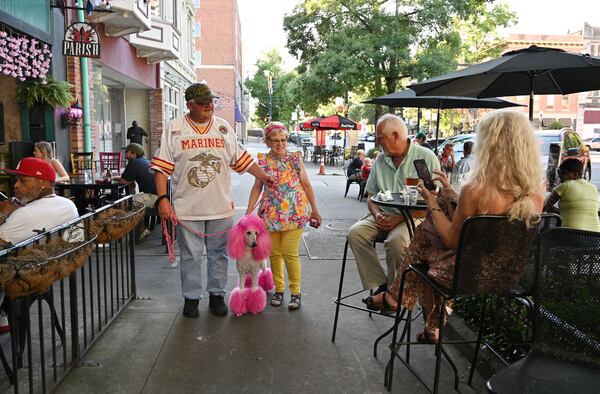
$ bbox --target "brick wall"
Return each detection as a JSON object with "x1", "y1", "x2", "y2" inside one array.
[
  {"x1": 149, "y1": 89, "x2": 163, "y2": 157},
  {"x1": 66, "y1": 55, "x2": 85, "y2": 152}
]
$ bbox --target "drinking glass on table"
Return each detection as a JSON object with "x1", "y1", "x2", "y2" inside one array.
[{"x1": 407, "y1": 186, "x2": 419, "y2": 205}]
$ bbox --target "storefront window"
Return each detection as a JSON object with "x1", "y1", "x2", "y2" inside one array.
[{"x1": 149, "y1": 0, "x2": 161, "y2": 18}]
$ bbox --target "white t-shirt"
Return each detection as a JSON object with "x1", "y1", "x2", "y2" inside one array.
[
  {"x1": 151, "y1": 115, "x2": 254, "y2": 221},
  {"x1": 0, "y1": 195, "x2": 79, "y2": 245}
]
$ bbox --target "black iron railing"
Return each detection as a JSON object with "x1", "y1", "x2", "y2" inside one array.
[{"x1": 0, "y1": 195, "x2": 139, "y2": 393}]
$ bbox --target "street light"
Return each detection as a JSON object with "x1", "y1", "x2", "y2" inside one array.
[{"x1": 264, "y1": 70, "x2": 273, "y2": 122}]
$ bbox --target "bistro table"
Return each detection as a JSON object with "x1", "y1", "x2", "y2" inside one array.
[
  {"x1": 370, "y1": 193, "x2": 428, "y2": 238},
  {"x1": 55, "y1": 177, "x2": 128, "y2": 214}
]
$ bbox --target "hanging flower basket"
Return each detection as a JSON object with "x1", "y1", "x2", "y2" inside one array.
[
  {"x1": 0, "y1": 230, "x2": 97, "y2": 298},
  {"x1": 88, "y1": 201, "x2": 146, "y2": 244}
]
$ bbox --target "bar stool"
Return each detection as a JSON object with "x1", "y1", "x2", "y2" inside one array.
[{"x1": 331, "y1": 232, "x2": 420, "y2": 358}]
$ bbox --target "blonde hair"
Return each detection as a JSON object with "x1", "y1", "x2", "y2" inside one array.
[
  {"x1": 35, "y1": 141, "x2": 54, "y2": 161},
  {"x1": 468, "y1": 110, "x2": 541, "y2": 228}
]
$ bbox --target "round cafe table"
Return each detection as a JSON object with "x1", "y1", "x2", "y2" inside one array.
[{"x1": 370, "y1": 193, "x2": 428, "y2": 238}]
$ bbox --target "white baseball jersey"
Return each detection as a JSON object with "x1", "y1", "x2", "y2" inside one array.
[{"x1": 151, "y1": 115, "x2": 254, "y2": 220}]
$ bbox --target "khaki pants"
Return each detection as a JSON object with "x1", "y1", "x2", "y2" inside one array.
[
  {"x1": 133, "y1": 192, "x2": 158, "y2": 208},
  {"x1": 347, "y1": 215, "x2": 415, "y2": 290}
]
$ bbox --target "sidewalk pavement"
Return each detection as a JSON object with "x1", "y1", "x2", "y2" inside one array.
[{"x1": 56, "y1": 142, "x2": 481, "y2": 393}]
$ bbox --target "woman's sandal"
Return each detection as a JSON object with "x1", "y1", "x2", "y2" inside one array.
[{"x1": 361, "y1": 291, "x2": 398, "y2": 312}]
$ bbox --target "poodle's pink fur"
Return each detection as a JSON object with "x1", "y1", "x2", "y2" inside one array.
[
  {"x1": 227, "y1": 214, "x2": 271, "y2": 261},
  {"x1": 227, "y1": 214, "x2": 273, "y2": 316}
]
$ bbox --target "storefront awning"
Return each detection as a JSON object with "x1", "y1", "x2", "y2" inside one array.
[{"x1": 234, "y1": 100, "x2": 246, "y2": 123}]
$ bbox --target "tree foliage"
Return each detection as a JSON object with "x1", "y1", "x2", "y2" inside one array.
[
  {"x1": 244, "y1": 49, "x2": 299, "y2": 128},
  {"x1": 283, "y1": 0, "x2": 515, "y2": 115}
]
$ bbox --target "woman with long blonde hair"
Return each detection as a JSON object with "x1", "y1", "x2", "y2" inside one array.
[
  {"x1": 363, "y1": 110, "x2": 544, "y2": 342},
  {"x1": 33, "y1": 141, "x2": 70, "y2": 183}
]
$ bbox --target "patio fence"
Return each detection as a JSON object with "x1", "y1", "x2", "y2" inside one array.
[{"x1": 0, "y1": 195, "x2": 139, "y2": 393}]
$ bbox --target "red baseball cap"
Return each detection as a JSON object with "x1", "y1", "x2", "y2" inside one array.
[{"x1": 1, "y1": 157, "x2": 56, "y2": 182}]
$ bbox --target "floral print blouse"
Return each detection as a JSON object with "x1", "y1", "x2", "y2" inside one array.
[{"x1": 257, "y1": 151, "x2": 310, "y2": 231}]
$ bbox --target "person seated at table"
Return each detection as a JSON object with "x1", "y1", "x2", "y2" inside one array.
[
  {"x1": 363, "y1": 110, "x2": 544, "y2": 343},
  {"x1": 115, "y1": 143, "x2": 158, "y2": 238},
  {"x1": 347, "y1": 149, "x2": 365, "y2": 181},
  {"x1": 0, "y1": 157, "x2": 78, "y2": 247},
  {"x1": 33, "y1": 141, "x2": 70, "y2": 183},
  {"x1": 415, "y1": 132, "x2": 433, "y2": 150},
  {"x1": 450, "y1": 141, "x2": 474, "y2": 185},
  {"x1": 361, "y1": 157, "x2": 373, "y2": 181},
  {"x1": 347, "y1": 114, "x2": 440, "y2": 297},
  {"x1": 438, "y1": 143, "x2": 455, "y2": 174},
  {"x1": 0, "y1": 157, "x2": 79, "y2": 331},
  {"x1": 544, "y1": 158, "x2": 600, "y2": 232}
]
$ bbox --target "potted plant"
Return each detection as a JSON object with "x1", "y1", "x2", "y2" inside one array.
[{"x1": 15, "y1": 76, "x2": 74, "y2": 109}]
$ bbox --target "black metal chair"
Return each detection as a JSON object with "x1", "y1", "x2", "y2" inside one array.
[
  {"x1": 385, "y1": 215, "x2": 539, "y2": 393},
  {"x1": 486, "y1": 227, "x2": 600, "y2": 393},
  {"x1": 332, "y1": 232, "x2": 421, "y2": 358},
  {"x1": 312, "y1": 146, "x2": 324, "y2": 164},
  {"x1": 343, "y1": 166, "x2": 362, "y2": 198}
]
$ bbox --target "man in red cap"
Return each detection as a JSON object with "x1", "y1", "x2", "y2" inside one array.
[{"x1": 0, "y1": 157, "x2": 78, "y2": 246}]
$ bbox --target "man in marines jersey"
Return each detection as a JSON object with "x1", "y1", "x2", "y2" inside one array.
[{"x1": 151, "y1": 83, "x2": 273, "y2": 318}]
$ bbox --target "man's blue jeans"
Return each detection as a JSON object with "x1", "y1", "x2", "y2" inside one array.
[{"x1": 176, "y1": 217, "x2": 232, "y2": 300}]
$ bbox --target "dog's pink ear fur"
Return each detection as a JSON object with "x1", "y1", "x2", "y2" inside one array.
[
  {"x1": 252, "y1": 227, "x2": 271, "y2": 261},
  {"x1": 227, "y1": 222, "x2": 246, "y2": 260}
]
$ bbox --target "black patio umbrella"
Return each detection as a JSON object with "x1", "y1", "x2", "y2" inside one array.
[
  {"x1": 363, "y1": 89, "x2": 522, "y2": 152},
  {"x1": 408, "y1": 45, "x2": 600, "y2": 121}
]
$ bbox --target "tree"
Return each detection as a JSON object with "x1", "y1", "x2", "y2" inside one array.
[
  {"x1": 283, "y1": 0, "x2": 515, "y2": 115},
  {"x1": 244, "y1": 49, "x2": 299, "y2": 128}
]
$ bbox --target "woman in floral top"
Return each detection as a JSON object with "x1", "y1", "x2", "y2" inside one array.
[{"x1": 246, "y1": 122, "x2": 321, "y2": 310}]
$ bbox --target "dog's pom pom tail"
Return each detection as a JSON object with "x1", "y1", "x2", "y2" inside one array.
[
  {"x1": 246, "y1": 288, "x2": 267, "y2": 314},
  {"x1": 229, "y1": 287, "x2": 248, "y2": 317},
  {"x1": 258, "y1": 268, "x2": 275, "y2": 292},
  {"x1": 244, "y1": 274, "x2": 253, "y2": 288}
]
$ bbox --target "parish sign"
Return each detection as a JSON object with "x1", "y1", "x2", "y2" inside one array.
[{"x1": 63, "y1": 23, "x2": 101, "y2": 58}]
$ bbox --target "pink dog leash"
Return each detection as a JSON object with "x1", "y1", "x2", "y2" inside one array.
[{"x1": 161, "y1": 214, "x2": 238, "y2": 265}]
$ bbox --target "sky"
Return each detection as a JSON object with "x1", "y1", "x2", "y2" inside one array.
[{"x1": 238, "y1": 0, "x2": 600, "y2": 76}]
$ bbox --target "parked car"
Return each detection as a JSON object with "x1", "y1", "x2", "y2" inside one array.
[
  {"x1": 584, "y1": 137, "x2": 600, "y2": 151},
  {"x1": 298, "y1": 133, "x2": 313, "y2": 146},
  {"x1": 331, "y1": 132, "x2": 342, "y2": 140},
  {"x1": 437, "y1": 133, "x2": 477, "y2": 158},
  {"x1": 288, "y1": 132, "x2": 299, "y2": 144},
  {"x1": 365, "y1": 133, "x2": 376, "y2": 142}
]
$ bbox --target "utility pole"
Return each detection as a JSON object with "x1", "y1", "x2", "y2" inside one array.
[{"x1": 265, "y1": 70, "x2": 273, "y2": 122}]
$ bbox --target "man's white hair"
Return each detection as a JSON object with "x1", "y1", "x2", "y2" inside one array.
[{"x1": 376, "y1": 113, "x2": 408, "y2": 139}]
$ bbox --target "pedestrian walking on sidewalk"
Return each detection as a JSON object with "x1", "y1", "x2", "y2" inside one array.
[
  {"x1": 151, "y1": 82, "x2": 273, "y2": 318},
  {"x1": 246, "y1": 122, "x2": 322, "y2": 310},
  {"x1": 127, "y1": 121, "x2": 148, "y2": 145}
]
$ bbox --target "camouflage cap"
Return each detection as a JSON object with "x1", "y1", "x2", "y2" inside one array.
[
  {"x1": 125, "y1": 143, "x2": 145, "y2": 157},
  {"x1": 185, "y1": 83, "x2": 216, "y2": 103}
]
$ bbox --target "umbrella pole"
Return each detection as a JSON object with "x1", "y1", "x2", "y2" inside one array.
[
  {"x1": 417, "y1": 108, "x2": 421, "y2": 132},
  {"x1": 434, "y1": 105, "x2": 441, "y2": 155},
  {"x1": 529, "y1": 72, "x2": 535, "y2": 121}
]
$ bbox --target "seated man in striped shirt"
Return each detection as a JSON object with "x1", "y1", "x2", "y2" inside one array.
[{"x1": 151, "y1": 82, "x2": 273, "y2": 318}]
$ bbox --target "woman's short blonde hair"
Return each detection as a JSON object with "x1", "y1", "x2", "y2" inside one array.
[
  {"x1": 34, "y1": 141, "x2": 54, "y2": 161},
  {"x1": 263, "y1": 122, "x2": 288, "y2": 140},
  {"x1": 468, "y1": 110, "x2": 541, "y2": 227}
]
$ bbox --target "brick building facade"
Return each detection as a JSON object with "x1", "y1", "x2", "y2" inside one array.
[{"x1": 194, "y1": 0, "x2": 246, "y2": 138}]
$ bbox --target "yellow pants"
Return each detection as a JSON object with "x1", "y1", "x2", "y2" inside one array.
[{"x1": 269, "y1": 228, "x2": 303, "y2": 294}]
